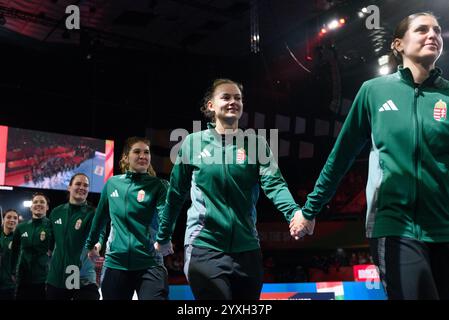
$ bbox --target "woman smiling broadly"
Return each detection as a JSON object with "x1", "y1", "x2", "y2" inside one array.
[
  {"x1": 46, "y1": 173, "x2": 101, "y2": 300},
  {"x1": 11, "y1": 192, "x2": 53, "y2": 300},
  {"x1": 0, "y1": 209, "x2": 19, "y2": 300},
  {"x1": 155, "y1": 78, "x2": 302, "y2": 300},
  {"x1": 291, "y1": 12, "x2": 449, "y2": 300},
  {"x1": 85, "y1": 137, "x2": 170, "y2": 300}
]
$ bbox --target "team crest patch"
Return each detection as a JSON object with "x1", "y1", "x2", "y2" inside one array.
[
  {"x1": 137, "y1": 190, "x2": 145, "y2": 203},
  {"x1": 40, "y1": 231, "x2": 46, "y2": 241},
  {"x1": 236, "y1": 148, "x2": 246, "y2": 164},
  {"x1": 75, "y1": 219, "x2": 82, "y2": 230},
  {"x1": 433, "y1": 99, "x2": 447, "y2": 121}
]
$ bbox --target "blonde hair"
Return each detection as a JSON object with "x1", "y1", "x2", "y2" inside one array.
[{"x1": 119, "y1": 137, "x2": 156, "y2": 176}]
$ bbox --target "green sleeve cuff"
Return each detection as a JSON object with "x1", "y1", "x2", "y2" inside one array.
[{"x1": 301, "y1": 208, "x2": 315, "y2": 220}]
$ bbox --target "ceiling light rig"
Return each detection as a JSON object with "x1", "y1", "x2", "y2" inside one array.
[
  {"x1": 250, "y1": 0, "x2": 260, "y2": 53},
  {"x1": 378, "y1": 54, "x2": 390, "y2": 75},
  {"x1": 319, "y1": 17, "x2": 346, "y2": 37}
]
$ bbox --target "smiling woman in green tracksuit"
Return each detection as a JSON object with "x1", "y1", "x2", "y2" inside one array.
[
  {"x1": 85, "y1": 137, "x2": 169, "y2": 300},
  {"x1": 155, "y1": 78, "x2": 301, "y2": 300},
  {"x1": 0, "y1": 209, "x2": 19, "y2": 300},
  {"x1": 290, "y1": 12, "x2": 449, "y2": 300},
  {"x1": 11, "y1": 192, "x2": 53, "y2": 300},
  {"x1": 46, "y1": 173, "x2": 102, "y2": 300}
]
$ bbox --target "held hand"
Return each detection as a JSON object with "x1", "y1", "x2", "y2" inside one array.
[
  {"x1": 289, "y1": 210, "x2": 315, "y2": 240},
  {"x1": 154, "y1": 241, "x2": 174, "y2": 256},
  {"x1": 87, "y1": 247, "x2": 100, "y2": 261}
]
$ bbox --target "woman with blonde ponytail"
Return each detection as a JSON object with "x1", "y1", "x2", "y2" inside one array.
[{"x1": 85, "y1": 137, "x2": 171, "y2": 300}]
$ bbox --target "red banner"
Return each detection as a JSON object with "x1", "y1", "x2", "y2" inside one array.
[
  {"x1": 0, "y1": 126, "x2": 8, "y2": 185},
  {"x1": 104, "y1": 140, "x2": 114, "y2": 182},
  {"x1": 353, "y1": 264, "x2": 380, "y2": 282}
]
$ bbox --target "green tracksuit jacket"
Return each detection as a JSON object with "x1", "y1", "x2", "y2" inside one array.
[
  {"x1": 156, "y1": 123, "x2": 300, "y2": 252},
  {"x1": 47, "y1": 202, "x2": 99, "y2": 289},
  {"x1": 0, "y1": 231, "x2": 15, "y2": 290},
  {"x1": 11, "y1": 217, "x2": 53, "y2": 285},
  {"x1": 302, "y1": 66, "x2": 449, "y2": 242},
  {"x1": 85, "y1": 172, "x2": 168, "y2": 271}
]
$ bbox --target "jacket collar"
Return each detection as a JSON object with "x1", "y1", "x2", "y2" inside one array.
[
  {"x1": 31, "y1": 217, "x2": 45, "y2": 224},
  {"x1": 125, "y1": 170, "x2": 148, "y2": 180},
  {"x1": 67, "y1": 201, "x2": 88, "y2": 210},
  {"x1": 397, "y1": 65, "x2": 442, "y2": 87},
  {"x1": 206, "y1": 122, "x2": 240, "y2": 139}
]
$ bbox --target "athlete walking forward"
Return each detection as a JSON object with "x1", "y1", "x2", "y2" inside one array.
[
  {"x1": 290, "y1": 12, "x2": 449, "y2": 300},
  {"x1": 155, "y1": 78, "x2": 304, "y2": 300},
  {"x1": 86, "y1": 137, "x2": 170, "y2": 300}
]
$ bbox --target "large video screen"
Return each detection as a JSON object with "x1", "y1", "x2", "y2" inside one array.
[{"x1": 0, "y1": 126, "x2": 113, "y2": 193}]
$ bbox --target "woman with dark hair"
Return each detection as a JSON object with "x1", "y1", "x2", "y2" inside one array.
[
  {"x1": 291, "y1": 12, "x2": 449, "y2": 300},
  {"x1": 0, "y1": 209, "x2": 19, "y2": 299},
  {"x1": 11, "y1": 192, "x2": 53, "y2": 300},
  {"x1": 46, "y1": 173, "x2": 102, "y2": 300},
  {"x1": 85, "y1": 137, "x2": 170, "y2": 300},
  {"x1": 155, "y1": 78, "x2": 302, "y2": 300}
]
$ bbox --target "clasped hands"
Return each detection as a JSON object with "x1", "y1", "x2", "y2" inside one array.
[{"x1": 289, "y1": 210, "x2": 315, "y2": 240}]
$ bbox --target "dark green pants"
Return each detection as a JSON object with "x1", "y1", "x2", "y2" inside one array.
[{"x1": 185, "y1": 245, "x2": 263, "y2": 300}]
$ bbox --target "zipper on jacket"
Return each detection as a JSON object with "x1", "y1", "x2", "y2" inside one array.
[
  {"x1": 125, "y1": 180, "x2": 132, "y2": 268},
  {"x1": 222, "y1": 136, "x2": 234, "y2": 252},
  {"x1": 30, "y1": 220, "x2": 41, "y2": 282},
  {"x1": 63, "y1": 206, "x2": 71, "y2": 268},
  {"x1": 413, "y1": 87, "x2": 421, "y2": 240},
  {"x1": 30, "y1": 221, "x2": 36, "y2": 281}
]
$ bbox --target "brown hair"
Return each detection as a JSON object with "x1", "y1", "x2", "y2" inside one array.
[
  {"x1": 69, "y1": 173, "x2": 89, "y2": 186},
  {"x1": 2, "y1": 209, "x2": 19, "y2": 219},
  {"x1": 32, "y1": 192, "x2": 50, "y2": 205},
  {"x1": 389, "y1": 12, "x2": 439, "y2": 68},
  {"x1": 119, "y1": 137, "x2": 156, "y2": 176},
  {"x1": 200, "y1": 78, "x2": 243, "y2": 122}
]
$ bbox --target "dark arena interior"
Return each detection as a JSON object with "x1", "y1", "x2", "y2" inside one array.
[{"x1": 1, "y1": 0, "x2": 449, "y2": 307}]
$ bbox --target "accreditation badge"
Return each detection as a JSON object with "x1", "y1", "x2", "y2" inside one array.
[
  {"x1": 75, "y1": 219, "x2": 82, "y2": 230},
  {"x1": 236, "y1": 148, "x2": 246, "y2": 164},
  {"x1": 434, "y1": 99, "x2": 447, "y2": 121},
  {"x1": 137, "y1": 190, "x2": 145, "y2": 203}
]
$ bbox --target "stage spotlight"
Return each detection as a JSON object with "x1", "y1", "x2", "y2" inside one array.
[
  {"x1": 379, "y1": 66, "x2": 390, "y2": 75},
  {"x1": 358, "y1": 12, "x2": 364, "y2": 18},
  {"x1": 378, "y1": 55, "x2": 389, "y2": 66},
  {"x1": 319, "y1": 17, "x2": 345, "y2": 37},
  {"x1": 328, "y1": 20, "x2": 339, "y2": 30},
  {"x1": 319, "y1": 28, "x2": 327, "y2": 36},
  {"x1": 378, "y1": 55, "x2": 390, "y2": 75},
  {"x1": 361, "y1": 7, "x2": 368, "y2": 13},
  {"x1": 23, "y1": 200, "x2": 32, "y2": 208}
]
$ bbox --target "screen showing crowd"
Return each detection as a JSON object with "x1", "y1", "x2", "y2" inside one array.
[{"x1": 0, "y1": 126, "x2": 114, "y2": 193}]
